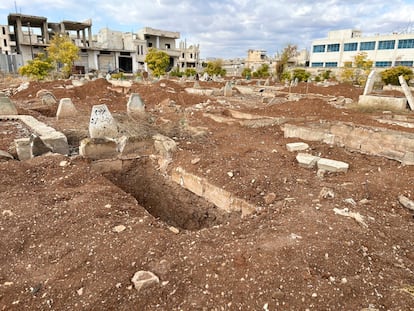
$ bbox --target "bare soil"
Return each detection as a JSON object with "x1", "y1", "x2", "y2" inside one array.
[{"x1": 0, "y1": 77, "x2": 414, "y2": 310}]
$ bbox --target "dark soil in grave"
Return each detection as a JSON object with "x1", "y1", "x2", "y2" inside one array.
[{"x1": 0, "y1": 77, "x2": 413, "y2": 310}]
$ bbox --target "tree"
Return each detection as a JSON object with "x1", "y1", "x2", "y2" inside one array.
[
  {"x1": 381, "y1": 66, "x2": 413, "y2": 85},
  {"x1": 18, "y1": 53, "x2": 54, "y2": 80},
  {"x1": 46, "y1": 34, "x2": 79, "y2": 78},
  {"x1": 275, "y1": 44, "x2": 298, "y2": 81},
  {"x1": 145, "y1": 48, "x2": 170, "y2": 77},
  {"x1": 204, "y1": 59, "x2": 226, "y2": 76},
  {"x1": 252, "y1": 64, "x2": 270, "y2": 78},
  {"x1": 241, "y1": 67, "x2": 252, "y2": 79},
  {"x1": 340, "y1": 52, "x2": 373, "y2": 85},
  {"x1": 292, "y1": 68, "x2": 311, "y2": 82}
]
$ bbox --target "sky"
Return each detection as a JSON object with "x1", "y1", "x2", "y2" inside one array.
[{"x1": 1, "y1": 0, "x2": 414, "y2": 59}]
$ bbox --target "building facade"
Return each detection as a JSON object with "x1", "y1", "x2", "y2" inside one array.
[
  {"x1": 309, "y1": 29, "x2": 414, "y2": 68},
  {"x1": 2, "y1": 13, "x2": 200, "y2": 75}
]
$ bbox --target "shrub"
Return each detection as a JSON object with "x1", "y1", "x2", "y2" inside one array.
[
  {"x1": 252, "y1": 64, "x2": 270, "y2": 78},
  {"x1": 292, "y1": 68, "x2": 311, "y2": 82},
  {"x1": 381, "y1": 66, "x2": 413, "y2": 85},
  {"x1": 241, "y1": 67, "x2": 252, "y2": 79},
  {"x1": 184, "y1": 68, "x2": 197, "y2": 77},
  {"x1": 18, "y1": 53, "x2": 54, "y2": 80}
]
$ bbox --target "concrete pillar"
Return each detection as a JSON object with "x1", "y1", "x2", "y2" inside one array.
[
  {"x1": 156, "y1": 36, "x2": 159, "y2": 49},
  {"x1": 82, "y1": 29, "x2": 86, "y2": 47},
  {"x1": 88, "y1": 27, "x2": 92, "y2": 47}
]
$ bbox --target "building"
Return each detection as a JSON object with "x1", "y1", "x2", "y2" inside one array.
[
  {"x1": 3, "y1": 13, "x2": 200, "y2": 75},
  {"x1": 309, "y1": 29, "x2": 414, "y2": 69}
]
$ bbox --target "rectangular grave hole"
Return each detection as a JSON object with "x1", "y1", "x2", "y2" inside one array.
[{"x1": 104, "y1": 158, "x2": 236, "y2": 230}]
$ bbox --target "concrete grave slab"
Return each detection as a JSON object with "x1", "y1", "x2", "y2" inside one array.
[
  {"x1": 79, "y1": 138, "x2": 119, "y2": 160},
  {"x1": 358, "y1": 94, "x2": 407, "y2": 110},
  {"x1": 89, "y1": 104, "x2": 118, "y2": 139},
  {"x1": 296, "y1": 153, "x2": 320, "y2": 169},
  {"x1": 0, "y1": 97, "x2": 18, "y2": 115},
  {"x1": 286, "y1": 142, "x2": 309, "y2": 152},
  {"x1": 317, "y1": 158, "x2": 349, "y2": 173}
]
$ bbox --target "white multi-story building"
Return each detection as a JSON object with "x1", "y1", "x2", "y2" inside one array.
[{"x1": 309, "y1": 29, "x2": 414, "y2": 68}]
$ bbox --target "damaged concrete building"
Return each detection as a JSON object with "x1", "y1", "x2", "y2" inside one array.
[{"x1": 1, "y1": 13, "x2": 201, "y2": 74}]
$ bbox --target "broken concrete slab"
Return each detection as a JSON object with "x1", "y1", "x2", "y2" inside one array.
[
  {"x1": 398, "y1": 75, "x2": 414, "y2": 110},
  {"x1": 127, "y1": 93, "x2": 145, "y2": 114},
  {"x1": 317, "y1": 158, "x2": 349, "y2": 173},
  {"x1": 153, "y1": 134, "x2": 177, "y2": 158},
  {"x1": 89, "y1": 104, "x2": 118, "y2": 139},
  {"x1": 30, "y1": 134, "x2": 53, "y2": 157},
  {"x1": 0, "y1": 150, "x2": 14, "y2": 161},
  {"x1": 131, "y1": 271, "x2": 159, "y2": 292},
  {"x1": 286, "y1": 142, "x2": 309, "y2": 152},
  {"x1": 79, "y1": 138, "x2": 118, "y2": 160},
  {"x1": 296, "y1": 153, "x2": 320, "y2": 169},
  {"x1": 358, "y1": 94, "x2": 407, "y2": 110},
  {"x1": 56, "y1": 98, "x2": 78, "y2": 120},
  {"x1": 224, "y1": 81, "x2": 233, "y2": 97},
  {"x1": 1, "y1": 115, "x2": 69, "y2": 159},
  {"x1": 0, "y1": 97, "x2": 18, "y2": 115},
  {"x1": 117, "y1": 136, "x2": 153, "y2": 155}
]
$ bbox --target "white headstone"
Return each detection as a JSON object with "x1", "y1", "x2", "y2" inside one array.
[
  {"x1": 363, "y1": 70, "x2": 377, "y2": 95},
  {"x1": 127, "y1": 93, "x2": 145, "y2": 114},
  {"x1": 56, "y1": 98, "x2": 78, "y2": 120},
  {"x1": 398, "y1": 75, "x2": 414, "y2": 110},
  {"x1": 89, "y1": 104, "x2": 118, "y2": 139}
]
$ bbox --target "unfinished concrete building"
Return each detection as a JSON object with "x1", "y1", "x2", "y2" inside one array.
[{"x1": 4, "y1": 13, "x2": 200, "y2": 75}]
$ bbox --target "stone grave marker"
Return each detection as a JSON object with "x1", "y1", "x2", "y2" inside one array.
[
  {"x1": 363, "y1": 70, "x2": 377, "y2": 95},
  {"x1": 224, "y1": 81, "x2": 233, "y2": 97},
  {"x1": 127, "y1": 93, "x2": 146, "y2": 114},
  {"x1": 398, "y1": 75, "x2": 414, "y2": 110},
  {"x1": 56, "y1": 98, "x2": 78, "y2": 120},
  {"x1": 89, "y1": 104, "x2": 118, "y2": 139}
]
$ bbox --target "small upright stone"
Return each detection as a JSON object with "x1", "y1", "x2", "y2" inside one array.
[
  {"x1": 224, "y1": 81, "x2": 232, "y2": 97},
  {"x1": 89, "y1": 104, "x2": 118, "y2": 139},
  {"x1": 56, "y1": 98, "x2": 78, "y2": 120},
  {"x1": 127, "y1": 93, "x2": 145, "y2": 114}
]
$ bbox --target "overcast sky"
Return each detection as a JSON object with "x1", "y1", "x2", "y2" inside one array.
[{"x1": 1, "y1": 0, "x2": 414, "y2": 59}]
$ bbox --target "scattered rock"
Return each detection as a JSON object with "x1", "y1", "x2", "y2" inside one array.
[
  {"x1": 317, "y1": 158, "x2": 349, "y2": 173},
  {"x1": 319, "y1": 187, "x2": 335, "y2": 199},
  {"x1": 131, "y1": 271, "x2": 160, "y2": 292},
  {"x1": 168, "y1": 226, "x2": 180, "y2": 234},
  {"x1": 264, "y1": 192, "x2": 276, "y2": 204},
  {"x1": 112, "y1": 225, "x2": 126, "y2": 233},
  {"x1": 398, "y1": 195, "x2": 414, "y2": 211},
  {"x1": 191, "y1": 157, "x2": 201, "y2": 165},
  {"x1": 286, "y1": 142, "x2": 309, "y2": 152},
  {"x1": 296, "y1": 153, "x2": 320, "y2": 169},
  {"x1": 0, "y1": 150, "x2": 14, "y2": 161}
]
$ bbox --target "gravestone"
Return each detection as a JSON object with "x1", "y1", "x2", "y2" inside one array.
[
  {"x1": 89, "y1": 104, "x2": 118, "y2": 139},
  {"x1": 398, "y1": 75, "x2": 414, "y2": 110},
  {"x1": 363, "y1": 70, "x2": 377, "y2": 95},
  {"x1": 0, "y1": 97, "x2": 18, "y2": 115},
  {"x1": 224, "y1": 81, "x2": 233, "y2": 97},
  {"x1": 193, "y1": 80, "x2": 200, "y2": 89},
  {"x1": 127, "y1": 93, "x2": 146, "y2": 114},
  {"x1": 264, "y1": 78, "x2": 270, "y2": 86},
  {"x1": 56, "y1": 98, "x2": 78, "y2": 120}
]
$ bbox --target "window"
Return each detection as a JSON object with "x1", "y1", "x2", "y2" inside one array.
[
  {"x1": 344, "y1": 42, "x2": 358, "y2": 51},
  {"x1": 141, "y1": 45, "x2": 143, "y2": 55},
  {"x1": 311, "y1": 62, "x2": 323, "y2": 67},
  {"x1": 3, "y1": 39, "x2": 6, "y2": 47},
  {"x1": 190, "y1": 53, "x2": 193, "y2": 59},
  {"x1": 325, "y1": 62, "x2": 338, "y2": 67},
  {"x1": 148, "y1": 42, "x2": 152, "y2": 47},
  {"x1": 313, "y1": 45, "x2": 325, "y2": 53},
  {"x1": 398, "y1": 39, "x2": 414, "y2": 49},
  {"x1": 375, "y1": 61, "x2": 392, "y2": 67},
  {"x1": 378, "y1": 40, "x2": 395, "y2": 50},
  {"x1": 327, "y1": 44, "x2": 340, "y2": 52},
  {"x1": 165, "y1": 43, "x2": 170, "y2": 49},
  {"x1": 360, "y1": 41, "x2": 376, "y2": 50},
  {"x1": 395, "y1": 60, "x2": 413, "y2": 66},
  {"x1": 137, "y1": 46, "x2": 140, "y2": 55},
  {"x1": 2, "y1": 27, "x2": 5, "y2": 35},
  {"x1": 120, "y1": 52, "x2": 130, "y2": 56}
]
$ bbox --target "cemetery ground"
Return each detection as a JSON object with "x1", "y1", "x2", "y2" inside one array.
[{"x1": 0, "y1": 76, "x2": 414, "y2": 310}]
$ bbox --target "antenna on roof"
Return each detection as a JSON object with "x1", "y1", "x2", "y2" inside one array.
[{"x1": 14, "y1": 0, "x2": 18, "y2": 13}]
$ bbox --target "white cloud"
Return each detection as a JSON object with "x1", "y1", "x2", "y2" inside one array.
[{"x1": 1, "y1": 0, "x2": 414, "y2": 58}]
